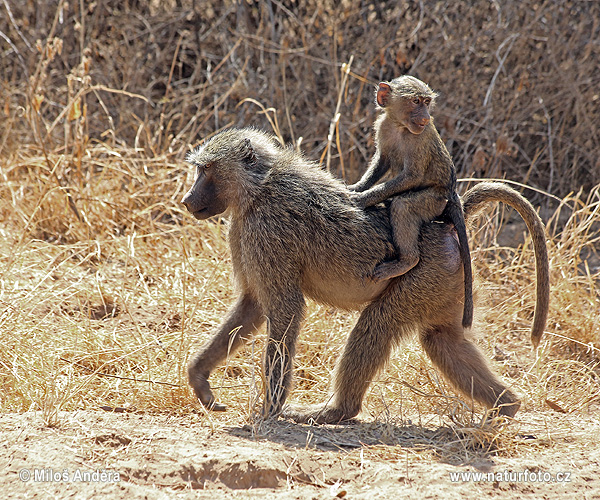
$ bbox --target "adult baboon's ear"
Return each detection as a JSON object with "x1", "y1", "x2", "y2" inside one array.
[
  {"x1": 240, "y1": 138, "x2": 257, "y2": 167},
  {"x1": 376, "y1": 82, "x2": 392, "y2": 107}
]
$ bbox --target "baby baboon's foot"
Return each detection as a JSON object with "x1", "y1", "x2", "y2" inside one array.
[
  {"x1": 282, "y1": 404, "x2": 356, "y2": 424},
  {"x1": 372, "y1": 257, "x2": 418, "y2": 281},
  {"x1": 189, "y1": 373, "x2": 227, "y2": 412}
]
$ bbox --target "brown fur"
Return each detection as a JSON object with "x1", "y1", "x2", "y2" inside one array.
[
  {"x1": 349, "y1": 75, "x2": 474, "y2": 328},
  {"x1": 462, "y1": 182, "x2": 549, "y2": 347},
  {"x1": 181, "y1": 128, "x2": 549, "y2": 423}
]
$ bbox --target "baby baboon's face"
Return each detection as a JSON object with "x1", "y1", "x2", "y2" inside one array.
[{"x1": 377, "y1": 76, "x2": 437, "y2": 135}]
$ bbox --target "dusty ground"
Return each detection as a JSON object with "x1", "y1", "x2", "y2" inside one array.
[{"x1": 2, "y1": 409, "x2": 599, "y2": 499}]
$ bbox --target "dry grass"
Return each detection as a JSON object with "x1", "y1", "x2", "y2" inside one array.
[{"x1": 1, "y1": 0, "x2": 599, "y2": 463}]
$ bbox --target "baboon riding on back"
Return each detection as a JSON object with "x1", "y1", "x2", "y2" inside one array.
[
  {"x1": 181, "y1": 127, "x2": 549, "y2": 424},
  {"x1": 349, "y1": 75, "x2": 473, "y2": 329}
]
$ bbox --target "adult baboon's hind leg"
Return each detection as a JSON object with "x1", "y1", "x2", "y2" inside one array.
[
  {"x1": 419, "y1": 323, "x2": 521, "y2": 417},
  {"x1": 284, "y1": 296, "x2": 403, "y2": 424},
  {"x1": 188, "y1": 293, "x2": 265, "y2": 411}
]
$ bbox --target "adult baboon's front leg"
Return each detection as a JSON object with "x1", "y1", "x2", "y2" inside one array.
[
  {"x1": 188, "y1": 293, "x2": 264, "y2": 411},
  {"x1": 262, "y1": 289, "x2": 306, "y2": 418}
]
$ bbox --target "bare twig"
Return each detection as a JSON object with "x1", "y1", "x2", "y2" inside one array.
[{"x1": 321, "y1": 55, "x2": 353, "y2": 171}]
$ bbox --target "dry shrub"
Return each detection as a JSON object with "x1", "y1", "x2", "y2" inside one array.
[
  {"x1": 0, "y1": 0, "x2": 598, "y2": 439},
  {"x1": 1, "y1": 0, "x2": 598, "y2": 194}
]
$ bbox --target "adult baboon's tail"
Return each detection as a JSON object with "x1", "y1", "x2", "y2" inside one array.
[{"x1": 462, "y1": 182, "x2": 549, "y2": 348}]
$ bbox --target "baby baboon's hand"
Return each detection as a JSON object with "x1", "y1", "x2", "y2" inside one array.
[{"x1": 349, "y1": 192, "x2": 369, "y2": 208}]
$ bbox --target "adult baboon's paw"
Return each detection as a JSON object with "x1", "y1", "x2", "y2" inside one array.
[
  {"x1": 495, "y1": 399, "x2": 521, "y2": 419},
  {"x1": 260, "y1": 399, "x2": 285, "y2": 420},
  {"x1": 189, "y1": 374, "x2": 227, "y2": 412},
  {"x1": 282, "y1": 405, "x2": 350, "y2": 424}
]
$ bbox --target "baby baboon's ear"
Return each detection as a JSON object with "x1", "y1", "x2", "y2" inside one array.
[{"x1": 376, "y1": 82, "x2": 392, "y2": 107}]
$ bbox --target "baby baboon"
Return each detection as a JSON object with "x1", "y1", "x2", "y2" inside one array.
[
  {"x1": 181, "y1": 128, "x2": 549, "y2": 424},
  {"x1": 349, "y1": 76, "x2": 473, "y2": 328}
]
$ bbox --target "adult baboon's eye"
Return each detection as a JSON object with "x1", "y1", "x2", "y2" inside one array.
[
  {"x1": 195, "y1": 163, "x2": 210, "y2": 176},
  {"x1": 412, "y1": 97, "x2": 420, "y2": 105}
]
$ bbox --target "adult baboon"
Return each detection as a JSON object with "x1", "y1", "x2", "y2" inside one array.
[
  {"x1": 181, "y1": 128, "x2": 549, "y2": 423},
  {"x1": 349, "y1": 75, "x2": 473, "y2": 329}
]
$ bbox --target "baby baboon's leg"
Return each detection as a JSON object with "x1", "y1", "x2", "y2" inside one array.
[
  {"x1": 188, "y1": 293, "x2": 265, "y2": 411},
  {"x1": 419, "y1": 324, "x2": 521, "y2": 417},
  {"x1": 372, "y1": 198, "x2": 420, "y2": 281},
  {"x1": 374, "y1": 192, "x2": 446, "y2": 281}
]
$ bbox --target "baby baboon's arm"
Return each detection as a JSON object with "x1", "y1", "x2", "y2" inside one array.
[
  {"x1": 347, "y1": 151, "x2": 390, "y2": 192},
  {"x1": 351, "y1": 163, "x2": 423, "y2": 208}
]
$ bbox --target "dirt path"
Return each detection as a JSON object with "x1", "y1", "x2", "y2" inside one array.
[{"x1": 2, "y1": 410, "x2": 599, "y2": 499}]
